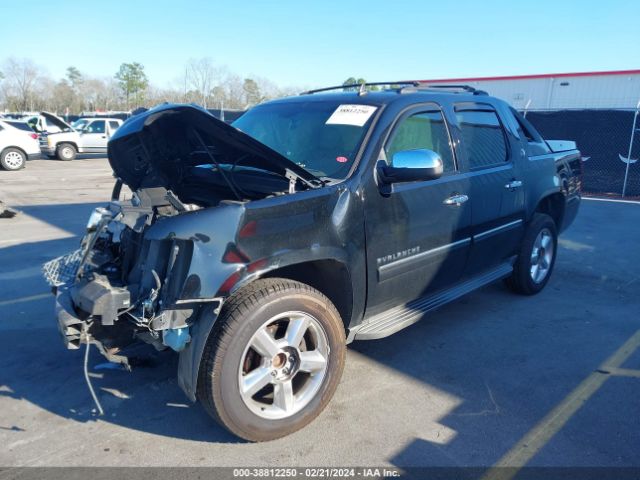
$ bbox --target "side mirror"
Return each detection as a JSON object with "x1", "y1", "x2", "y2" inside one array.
[{"x1": 379, "y1": 149, "x2": 444, "y2": 184}]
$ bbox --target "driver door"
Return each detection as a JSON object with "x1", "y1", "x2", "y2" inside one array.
[
  {"x1": 363, "y1": 104, "x2": 472, "y2": 316},
  {"x1": 81, "y1": 120, "x2": 107, "y2": 152}
]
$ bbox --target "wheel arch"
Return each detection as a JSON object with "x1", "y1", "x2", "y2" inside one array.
[
  {"x1": 55, "y1": 140, "x2": 79, "y2": 151},
  {"x1": 533, "y1": 192, "x2": 565, "y2": 229},
  {"x1": 260, "y1": 259, "x2": 354, "y2": 334}
]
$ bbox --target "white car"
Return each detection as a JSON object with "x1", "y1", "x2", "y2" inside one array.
[
  {"x1": 0, "y1": 119, "x2": 40, "y2": 170},
  {"x1": 38, "y1": 113, "x2": 123, "y2": 160}
]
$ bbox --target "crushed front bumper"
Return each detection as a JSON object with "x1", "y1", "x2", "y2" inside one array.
[{"x1": 55, "y1": 288, "x2": 86, "y2": 349}]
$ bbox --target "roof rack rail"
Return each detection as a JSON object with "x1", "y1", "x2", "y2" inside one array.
[
  {"x1": 400, "y1": 84, "x2": 488, "y2": 95},
  {"x1": 302, "y1": 81, "x2": 420, "y2": 95}
]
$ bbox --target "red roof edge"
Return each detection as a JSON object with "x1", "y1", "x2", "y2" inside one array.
[{"x1": 416, "y1": 69, "x2": 640, "y2": 83}]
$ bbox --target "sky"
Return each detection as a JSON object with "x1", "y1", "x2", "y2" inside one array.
[{"x1": 1, "y1": 0, "x2": 639, "y2": 90}]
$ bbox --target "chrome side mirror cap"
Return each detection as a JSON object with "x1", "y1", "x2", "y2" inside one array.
[{"x1": 379, "y1": 149, "x2": 444, "y2": 184}]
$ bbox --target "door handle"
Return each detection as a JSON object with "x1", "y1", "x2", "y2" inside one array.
[
  {"x1": 101, "y1": 135, "x2": 107, "y2": 138},
  {"x1": 443, "y1": 194, "x2": 469, "y2": 206},
  {"x1": 505, "y1": 180, "x2": 523, "y2": 189}
]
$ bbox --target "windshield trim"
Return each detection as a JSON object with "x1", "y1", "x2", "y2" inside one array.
[{"x1": 344, "y1": 103, "x2": 384, "y2": 180}]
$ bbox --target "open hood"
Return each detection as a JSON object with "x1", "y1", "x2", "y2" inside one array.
[
  {"x1": 40, "y1": 111, "x2": 73, "y2": 131},
  {"x1": 108, "y1": 104, "x2": 319, "y2": 193}
]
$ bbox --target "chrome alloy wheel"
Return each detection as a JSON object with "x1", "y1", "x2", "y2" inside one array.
[
  {"x1": 530, "y1": 228, "x2": 554, "y2": 284},
  {"x1": 4, "y1": 151, "x2": 24, "y2": 169},
  {"x1": 238, "y1": 311, "x2": 330, "y2": 420}
]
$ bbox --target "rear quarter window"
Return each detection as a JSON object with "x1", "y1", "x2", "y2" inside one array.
[
  {"x1": 455, "y1": 109, "x2": 508, "y2": 169},
  {"x1": 6, "y1": 121, "x2": 35, "y2": 133}
]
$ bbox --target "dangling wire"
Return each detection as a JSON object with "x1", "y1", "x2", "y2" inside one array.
[{"x1": 82, "y1": 328, "x2": 104, "y2": 416}]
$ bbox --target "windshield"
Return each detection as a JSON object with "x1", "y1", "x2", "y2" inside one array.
[
  {"x1": 72, "y1": 119, "x2": 90, "y2": 131},
  {"x1": 232, "y1": 101, "x2": 378, "y2": 179}
]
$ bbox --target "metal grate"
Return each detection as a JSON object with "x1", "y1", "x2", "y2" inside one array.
[{"x1": 42, "y1": 249, "x2": 83, "y2": 287}]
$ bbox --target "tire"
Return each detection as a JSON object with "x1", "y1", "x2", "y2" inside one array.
[
  {"x1": 56, "y1": 143, "x2": 76, "y2": 161},
  {"x1": 506, "y1": 213, "x2": 558, "y2": 295},
  {"x1": 0, "y1": 148, "x2": 26, "y2": 171},
  {"x1": 197, "y1": 278, "x2": 346, "y2": 442}
]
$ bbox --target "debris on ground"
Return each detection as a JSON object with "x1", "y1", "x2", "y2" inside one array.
[{"x1": 0, "y1": 201, "x2": 19, "y2": 218}]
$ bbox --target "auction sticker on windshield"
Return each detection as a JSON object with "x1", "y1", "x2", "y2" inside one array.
[{"x1": 326, "y1": 104, "x2": 377, "y2": 127}]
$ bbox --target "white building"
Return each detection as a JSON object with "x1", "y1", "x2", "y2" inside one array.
[{"x1": 420, "y1": 70, "x2": 640, "y2": 110}]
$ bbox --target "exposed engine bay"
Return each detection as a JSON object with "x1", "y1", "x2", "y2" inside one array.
[{"x1": 44, "y1": 186, "x2": 208, "y2": 363}]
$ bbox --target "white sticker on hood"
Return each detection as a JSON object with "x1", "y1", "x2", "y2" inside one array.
[{"x1": 325, "y1": 104, "x2": 377, "y2": 127}]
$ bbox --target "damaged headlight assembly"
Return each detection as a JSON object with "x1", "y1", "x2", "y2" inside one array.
[{"x1": 86, "y1": 207, "x2": 111, "y2": 232}]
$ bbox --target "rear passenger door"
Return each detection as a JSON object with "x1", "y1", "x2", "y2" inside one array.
[{"x1": 453, "y1": 103, "x2": 525, "y2": 274}]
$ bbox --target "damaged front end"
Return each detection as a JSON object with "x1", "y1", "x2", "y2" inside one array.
[
  {"x1": 44, "y1": 186, "x2": 204, "y2": 368},
  {"x1": 43, "y1": 103, "x2": 324, "y2": 399}
]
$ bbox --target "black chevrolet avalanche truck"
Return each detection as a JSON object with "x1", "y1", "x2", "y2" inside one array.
[{"x1": 45, "y1": 83, "x2": 581, "y2": 441}]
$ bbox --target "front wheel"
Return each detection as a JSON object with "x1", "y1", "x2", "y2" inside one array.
[
  {"x1": 506, "y1": 213, "x2": 558, "y2": 295},
  {"x1": 197, "y1": 278, "x2": 346, "y2": 442},
  {"x1": 56, "y1": 143, "x2": 76, "y2": 161}
]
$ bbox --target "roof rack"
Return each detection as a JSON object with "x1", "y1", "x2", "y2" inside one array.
[
  {"x1": 400, "y1": 84, "x2": 488, "y2": 95},
  {"x1": 301, "y1": 82, "x2": 488, "y2": 96},
  {"x1": 302, "y1": 81, "x2": 420, "y2": 95}
]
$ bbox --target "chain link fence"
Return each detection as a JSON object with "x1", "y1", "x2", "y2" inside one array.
[{"x1": 524, "y1": 109, "x2": 640, "y2": 198}]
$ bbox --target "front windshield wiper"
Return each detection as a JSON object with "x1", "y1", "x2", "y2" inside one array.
[
  {"x1": 299, "y1": 166, "x2": 337, "y2": 185},
  {"x1": 285, "y1": 169, "x2": 325, "y2": 193}
]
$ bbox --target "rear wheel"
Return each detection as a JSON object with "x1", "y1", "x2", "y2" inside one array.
[
  {"x1": 197, "y1": 278, "x2": 346, "y2": 442},
  {"x1": 0, "y1": 148, "x2": 26, "y2": 170},
  {"x1": 506, "y1": 213, "x2": 557, "y2": 295},
  {"x1": 56, "y1": 143, "x2": 76, "y2": 161}
]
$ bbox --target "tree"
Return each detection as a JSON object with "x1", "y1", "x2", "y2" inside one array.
[
  {"x1": 243, "y1": 78, "x2": 262, "y2": 106},
  {"x1": 1, "y1": 58, "x2": 42, "y2": 111},
  {"x1": 341, "y1": 77, "x2": 379, "y2": 92},
  {"x1": 115, "y1": 62, "x2": 148, "y2": 109},
  {"x1": 342, "y1": 77, "x2": 364, "y2": 92},
  {"x1": 66, "y1": 66, "x2": 83, "y2": 91},
  {"x1": 185, "y1": 57, "x2": 224, "y2": 108}
]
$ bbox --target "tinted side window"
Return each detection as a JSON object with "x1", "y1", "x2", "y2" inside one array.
[
  {"x1": 455, "y1": 110, "x2": 507, "y2": 169},
  {"x1": 385, "y1": 110, "x2": 455, "y2": 173},
  {"x1": 109, "y1": 121, "x2": 120, "y2": 131},
  {"x1": 7, "y1": 121, "x2": 35, "y2": 132},
  {"x1": 87, "y1": 120, "x2": 106, "y2": 134}
]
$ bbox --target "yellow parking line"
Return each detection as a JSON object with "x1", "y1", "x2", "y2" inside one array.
[
  {"x1": 0, "y1": 293, "x2": 51, "y2": 307},
  {"x1": 482, "y1": 329, "x2": 640, "y2": 480}
]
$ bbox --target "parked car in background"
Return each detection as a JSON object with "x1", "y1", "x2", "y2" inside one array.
[
  {"x1": 0, "y1": 119, "x2": 40, "y2": 170},
  {"x1": 38, "y1": 112, "x2": 123, "y2": 160}
]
